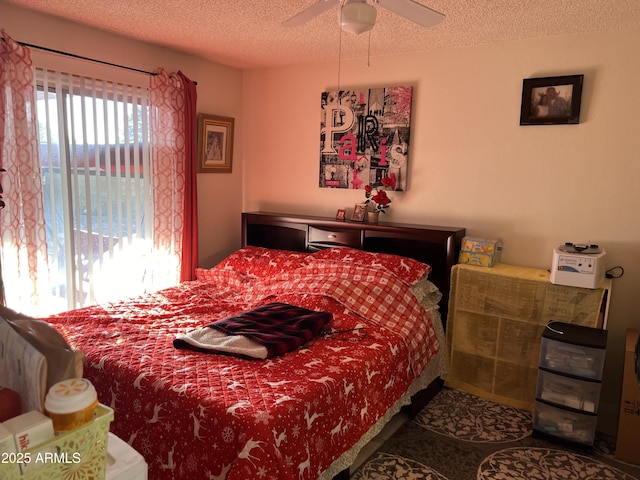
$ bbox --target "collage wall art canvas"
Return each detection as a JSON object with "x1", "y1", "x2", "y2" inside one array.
[{"x1": 319, "y1": 86, "x2": 412, "y2": 191}]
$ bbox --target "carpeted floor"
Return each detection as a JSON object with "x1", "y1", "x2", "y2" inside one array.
[{"x1": 352, "y1": 387, "x2": 640, "y2": 480}]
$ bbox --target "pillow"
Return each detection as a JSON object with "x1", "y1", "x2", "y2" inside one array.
[
  {"x1": 211, "y1": 246, "x2": 310, "y2": 278},
  {"x1": 410, "y1": 277, "x2": 443, "y2": 310},
  {"x1": 195, "y1": 267, "x2": 252, "y2": 286},
  {"x1": 308, "y1": 247, "x2": 431, "y2": 286}
]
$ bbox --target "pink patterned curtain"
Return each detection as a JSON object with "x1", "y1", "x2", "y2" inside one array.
[
  {"x1": 149, "y1": 69, "x2": 198, "y2": 286},
  {"x1": 0, "y1": 31, "x2": 49, "y2": 314}
]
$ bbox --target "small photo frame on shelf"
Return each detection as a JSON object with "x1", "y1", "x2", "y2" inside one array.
[
  {"x1": 520, "y1": 74, "x2": 584, "y2": 125},
  {"x1": 350, "y1": 204, "x2": 366, "y2": 222},
  {"x1": 335, "y1": 209, "x2": 346, "y2": 222},
  {"x1": 197, "y1": 114, "x2": 235, "y2": 172}
]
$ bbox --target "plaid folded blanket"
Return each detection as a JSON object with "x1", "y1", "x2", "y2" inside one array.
[{"x1": 173, "y1": 302, "x2": 332, "y2": 359}]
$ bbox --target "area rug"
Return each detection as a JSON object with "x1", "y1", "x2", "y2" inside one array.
[{"x1": 352, "y1": 387, "x2": 640, "y2": 480}]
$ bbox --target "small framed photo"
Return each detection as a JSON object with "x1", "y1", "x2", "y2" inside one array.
[
  {"x1": 520, "y1": 74, "x2": 584, "y2": 125},
  {"x1": 350, "y1": 204, "x2": 366, "y2": 222},
  {"x1": 335, "y1": 209, "x2": 346, "y2": 222},
  {"x1": 197, "y1": 113, "x2": 235, "y2": 172}
]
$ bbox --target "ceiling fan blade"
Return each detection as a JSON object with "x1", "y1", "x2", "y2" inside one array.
[
  {"x1": 282, "y1": 0, "x2": 341, "y2": 27},
  {"x1": 376, "y1": 0, "x2": 445, "y2": 27}
]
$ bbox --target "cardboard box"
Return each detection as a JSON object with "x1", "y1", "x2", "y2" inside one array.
[
  {"x1": 615, "y1": 328, "x2": 640, "y2": 465},
  {"x1": 2, "y1": 410, "x2": 54, "y2": 452},
  {"x1": 0, "y1": 422, "x2": 20, "y2": 476},
  {"x1": 3, "y1": 411, "x2": 55, "y2": 476},
  {"x1": 458, "y1": 237, "x2": 502, "y2": 267}
]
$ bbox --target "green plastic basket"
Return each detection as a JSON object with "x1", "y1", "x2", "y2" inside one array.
[{"x1": 1, "y1": 404, "x2": 113, "y2": 480}]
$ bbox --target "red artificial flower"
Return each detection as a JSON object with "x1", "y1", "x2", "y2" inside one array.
[
  {"x1": 372, "y1": 190, "x2": 390, "y2": 206},
  {"x1": 364, "y1": 176, "x2": 393, "y2": 213}
]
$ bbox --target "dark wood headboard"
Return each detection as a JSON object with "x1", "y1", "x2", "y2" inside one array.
[{"x1": 242, "y1": 212, "x2": 465, "y2": 323}]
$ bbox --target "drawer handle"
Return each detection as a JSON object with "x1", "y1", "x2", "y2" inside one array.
[{"x1": 328, "y1": 234, "x2": 337, "y2": 240}]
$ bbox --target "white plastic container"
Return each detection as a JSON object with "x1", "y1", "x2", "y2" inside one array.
[
  {"x1": 106, "y1": 433, "x2": 148, "y2": 480},
  {"x1": 44, "y1": 378, "x2": 98, "y2": 433}
]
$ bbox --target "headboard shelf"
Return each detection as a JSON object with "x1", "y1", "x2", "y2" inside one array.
[{"x1": 242, "y1": 211, "x2": 465, "y2": 321}]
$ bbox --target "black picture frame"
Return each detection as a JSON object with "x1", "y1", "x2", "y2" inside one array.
[{"x1": 520, "y1": 75, "x2": 584, "y2": 125}]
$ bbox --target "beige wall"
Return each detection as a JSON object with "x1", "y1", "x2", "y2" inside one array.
[
  {"x1": 242, "y1": 30, "x2": 640, "y2": 431},
  {"x1": 2, "y1": 2, "x2": 244, "y2": 269}
]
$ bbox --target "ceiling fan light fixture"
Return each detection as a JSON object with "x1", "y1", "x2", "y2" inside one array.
[{"x1": 340, "y1": 1, "x2": 377, "y2": 35}]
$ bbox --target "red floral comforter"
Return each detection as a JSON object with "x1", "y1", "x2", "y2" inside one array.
[{"x1": 47, "y1": 262, "x2": 440, "y2": 480}]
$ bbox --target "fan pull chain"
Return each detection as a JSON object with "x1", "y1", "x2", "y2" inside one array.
[
  {"x1": 367, "y1": 30, "x2": 372, "y2": 67},
  {"x1": 337, "y1": 7, "x2": 343, "y2": 98}
]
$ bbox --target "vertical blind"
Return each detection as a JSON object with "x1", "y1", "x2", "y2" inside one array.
[{"x1": 36, "y1": 68, "x2": 153, "y2": 311}]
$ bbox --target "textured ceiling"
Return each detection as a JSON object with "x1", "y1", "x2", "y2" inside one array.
[{"x1": 5, "y1": 0, "x2": 640, "y2": 69}]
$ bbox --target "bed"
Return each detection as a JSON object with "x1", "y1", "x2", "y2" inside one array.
[{"x1": 46, "y1": 212, "x2": 465, "y2": 480}]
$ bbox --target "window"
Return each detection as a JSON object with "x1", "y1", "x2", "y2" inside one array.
[{"x1": 36, "y1": 69, "x2": 153, "y2": 311}]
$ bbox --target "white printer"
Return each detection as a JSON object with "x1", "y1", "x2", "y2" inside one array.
[{"x1": 550, "y1": 242, "x2": 606, "y2": 289}]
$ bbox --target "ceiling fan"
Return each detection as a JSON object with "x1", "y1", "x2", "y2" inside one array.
[{"x1": 283, "y1": 0, "x2": 445, "y2": 35}]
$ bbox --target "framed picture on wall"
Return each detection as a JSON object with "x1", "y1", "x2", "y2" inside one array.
[
  {"x1": 520, "y1": 74, "x2": 584, "y2": 125},
  {"x1": 197, "y1": 114, "x2": 235, "y2": 172}
]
